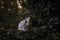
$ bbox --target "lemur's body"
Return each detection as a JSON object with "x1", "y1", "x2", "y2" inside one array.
[{"x1": 18, "y1": 17, "x2": 30, "y2": 31}]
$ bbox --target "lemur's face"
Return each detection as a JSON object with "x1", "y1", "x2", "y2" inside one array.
[{"x1": 25, "y1": 17, "x2": 30, "y2": 23}]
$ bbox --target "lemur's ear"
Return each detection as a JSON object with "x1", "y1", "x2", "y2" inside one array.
[{"x1": 25, "y1": 17, "x2": 30, "y2": 20}]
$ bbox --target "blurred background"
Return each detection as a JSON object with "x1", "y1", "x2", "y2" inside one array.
[{"x1": 0, "y1": 0, "x2": 60, "y2": 40}]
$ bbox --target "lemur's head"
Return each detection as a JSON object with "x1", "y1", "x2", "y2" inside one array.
[{"x1": 25, "y1": 17, "x2": 30, "y2": 21}]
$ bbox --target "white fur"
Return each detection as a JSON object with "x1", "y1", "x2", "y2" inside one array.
[{"x1": 18, "y1": 17, "x2": 30, "y2": 31}]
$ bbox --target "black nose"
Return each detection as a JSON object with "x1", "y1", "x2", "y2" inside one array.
[{"x1": 25, "y1": 21, "x2": 27, "y2": 23}]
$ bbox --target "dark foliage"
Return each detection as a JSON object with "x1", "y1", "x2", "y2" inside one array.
[{"x1": 0, "y1": 0, "x2": 60, "y2": 40}]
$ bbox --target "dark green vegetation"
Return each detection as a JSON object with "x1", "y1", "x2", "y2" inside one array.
[{"x1": 0, "y1": 0, "x2": 60, "y2": 40}]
